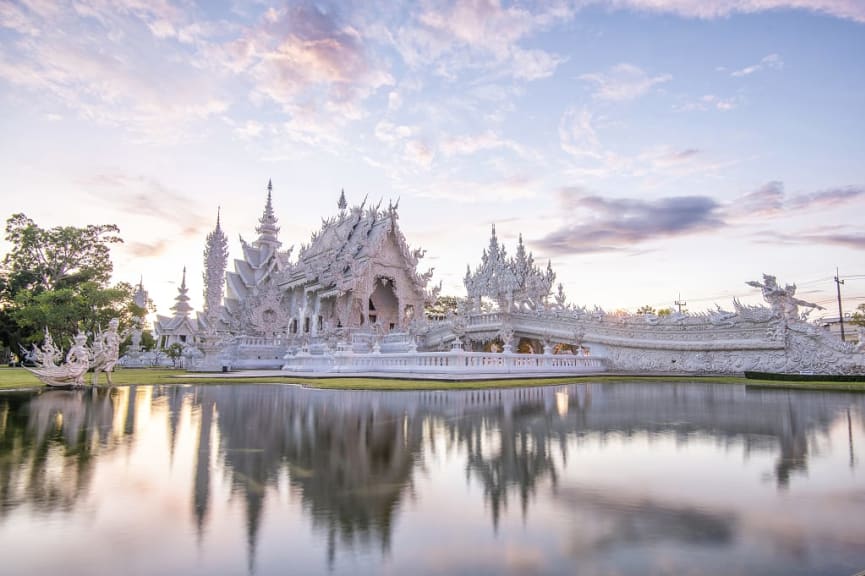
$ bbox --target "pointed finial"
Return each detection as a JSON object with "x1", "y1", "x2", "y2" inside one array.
[
  {"x1": 216, "y1": 206, "x2": 221, "y2": 229},
  {"x1": 255, "y1": 180, "x2": 280, "y2": 245},
  {"x1": 181, "y1": 266, "x2": 187, "y2": 288},
  {"x1": 338, "y1": 188, "x2": 347, "y2": 211}
]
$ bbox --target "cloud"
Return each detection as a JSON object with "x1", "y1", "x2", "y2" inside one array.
[
  {"x1": 396, "y1": 0, "x2": 571, "y2": 81},
  {"x1": 579, "y1": 63, "x2": 672, "y2": 101},
  {"x1": 233, "y1": 3, "x2": 393, "y2": 121},
  {"x1": 755, "y1": 230, "x2": 865, "y2": 250},
  {"x1": 233, "y1": 120, "x2": 264, "y2": 140},
  {"x1": 81, "y1": 172, "x2": 210, "y2": 232},
  {"x1": 677, "y1": 94, "x2": 738, "y2": 112},
  {"x1": 374, "y1": 120, "x2": 416, "y2": 143},
  {"x1": 126, "y1": 238, "x2": 171, "y2": 258},
  {"x1": 558, "y1": 107, "x2": 603, "y2": 159},
  {"x1": 535, "y1": 188, "x2": 724, "y2": 254},
  {"x1": 591, "y1": 0, "x2": 865, "y2": 23},
  {"x1": 734, "y1": 182, "x2": 865, "y2": 217},
  {"x1": 0, "y1": 1, "x2": 227, "y2": 142},
  {"x1": 731, "y1": 53, "x2": 783, "y2": 77},
  {"x1": 559, "y1": 110, "x2": 720, "y2": 181},
  {"x1": 532, "y1": 180, "x2": 863, "y2": 256},
  {"x1": 405, "y1": 139, "x2": 436, "y2": 169},
  {"x1": 440, "y1": 130, "x2": 529, "y2": 158},
  {"x1": 786, "y1": 185, "x2": 865, "y2": 209}
]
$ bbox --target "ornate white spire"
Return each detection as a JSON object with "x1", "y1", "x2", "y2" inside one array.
[
  {"x1": 255, "y1": 179, "x2": 280, "y2": 247},
  {"x1": 133, "y1": 275, "x2": 149, "y2": 309},
  {"x1": 203, "y1": 207, "x2": 228, "y2": 326},
  {"x1": 171, "y1": 266, "x2": 193, "y2": 318},
  {"x1": 465, "y1": 227, "x2": 556, "y2": 312}
]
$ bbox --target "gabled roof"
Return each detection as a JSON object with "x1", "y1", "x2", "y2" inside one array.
[
  {"x1": 282, "y1": 199, "x2": 433, "y2": 294},
  {"x1": 154, "y1": 314, "x2": 201, "y2": 335}
]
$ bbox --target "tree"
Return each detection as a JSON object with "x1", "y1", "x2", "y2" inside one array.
[
  {"x1": 3, "y1": 213, "x2": 121, "y2": 292},
  {"x1": 636, "y1": 305, "x2": 656, "y2": 315},
  {"x1": 852, "y1": 303, "x2": 865, "y2": 327},
  {"x1": 425, "y1": 295, "x2": 463, "y2": 319},
  {"x1": 165, "y1": 343, "x2": 184, "y2": 368},
  {"x1": 657, "y1": 308, "x2": 673, "y2": 317},
  {"x1": 0, "y1": 214, "x2": 129, "y2": 352}
]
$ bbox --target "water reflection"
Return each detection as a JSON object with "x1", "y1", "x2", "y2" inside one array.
[{"x1": 0, "y1": 382, "x2": 863, "y2": 575}]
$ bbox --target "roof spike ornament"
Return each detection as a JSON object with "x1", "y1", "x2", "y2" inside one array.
[
  {"x1": 255, "y1": 179, "x2": 281, "y2": 247},
  {"x1": 171, "y1": 266, "x2": 193, "y2": 319},
  {"x1": 338, "y1": 188, "x2": 347, "y2": 211}
]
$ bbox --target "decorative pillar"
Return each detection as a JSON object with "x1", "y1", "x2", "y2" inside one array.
[{"x1": 312, "y1": 295, "x2": 321, "y2": 336}]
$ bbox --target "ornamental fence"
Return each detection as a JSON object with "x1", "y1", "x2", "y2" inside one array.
[{"x1": 282, "y1": 349, "x2": 606, "y2": 375}]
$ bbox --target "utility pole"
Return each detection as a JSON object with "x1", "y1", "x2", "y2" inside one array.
[
  {"x1": 834, "y1": 267, "x2": 845, "y2": 341},
  {"x1": 674, "y1": 293, "x2": 687, "y2": 314}
]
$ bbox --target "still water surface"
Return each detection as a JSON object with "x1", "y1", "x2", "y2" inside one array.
[{"x1": 0, "y1": 382, "x2": 864, "y2": 575}]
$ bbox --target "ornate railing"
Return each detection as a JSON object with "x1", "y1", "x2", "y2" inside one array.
[
  {"x1": 283, "y1": 350, "x2": 606, "y2": 374},
  {"x1": 234, "y1": 336, "x2": 288, "y2": 347}
]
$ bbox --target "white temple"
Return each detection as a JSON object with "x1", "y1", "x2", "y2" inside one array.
[
  {"x1": 155, "y1": 180, "x2": 864, "y2": 377},
  {"x1": 154, "y1": 267, "x2": 203, "y2": 349}
]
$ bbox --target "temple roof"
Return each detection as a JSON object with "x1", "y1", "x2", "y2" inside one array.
[
  {"x1": 225, "y1": 183, "x2": 292, "y2": 307},
  {"x1": 282, "y1": 197, "x2": 433, "y2": 294}
]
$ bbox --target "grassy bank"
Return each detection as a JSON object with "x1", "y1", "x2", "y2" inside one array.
[{"x1": 1, "y1": 366, "x2": 864, "y2": 392}]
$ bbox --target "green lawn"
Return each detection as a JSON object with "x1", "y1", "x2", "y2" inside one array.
[{"x1": 1, "y1": 365, "x2": 863, "y2": 392}]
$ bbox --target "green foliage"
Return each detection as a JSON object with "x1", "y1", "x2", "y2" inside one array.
[
  {"x1": 139, "y1": 330, "x2": 157, "y2": 351},
  {"x1": 3, "y1": 213, "x2": 121, "y2": 292},
  {"x1": 425, "y1": 295, "x2": 463, "y2": 318},
  {"x1": 657, "y1": 308, "x2": 673, "y2": 317},
  {"x1": 0, "y1": 214, "x2": 129, "y2": 351},
  {"x1": 636, "y1": 305, "x2": 656, "y2": 315},
  {"x1": 165, "y1": 343, "x2": 184, "y2": 367},
  {"x1": 851, "y1": 303, "x2": 865, "y2": 327}
]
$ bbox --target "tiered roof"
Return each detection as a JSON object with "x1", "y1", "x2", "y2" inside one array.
[
  {"x1": 156, "y1": 267, "x2": 202, "y2": 336},
  {"x1": 224, "y1": 181, "x2": 293, "y2": 319},
  {"x1": 281, "y1": 197, "x2": 434, "y2": 296}
]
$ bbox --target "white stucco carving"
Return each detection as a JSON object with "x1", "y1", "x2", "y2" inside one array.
[
  {"x1": 26, "y1": 332, "x2": 91, "y2": 387},
  {"x1": 162, "y1": 186, "x2": 862, "y2": 376}
]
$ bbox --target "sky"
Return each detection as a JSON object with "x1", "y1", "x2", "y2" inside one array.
[{"x1": 1, "y1": 0, "x2": 863, "y2": 319}]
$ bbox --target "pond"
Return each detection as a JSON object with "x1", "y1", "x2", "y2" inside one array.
[{"x1": 0, "y1": 382, "x2": 864, "y2": 575}]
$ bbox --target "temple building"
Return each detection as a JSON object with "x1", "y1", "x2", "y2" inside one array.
[
  {"x1": 220, "y1": 180, "x2": 294, "y2": 337},
  {"x1": 182, "y1": 180, "x2": 438, "y2": 369},
  {"x1": 161, "y1": 179, "x2": 862, "y2": 376},
  {"x1": 280, "y1": 195, "x2": 435, "y2": 336},
  {"x1": 154, "y1": 267, "x2": 204, "y2": 349}
]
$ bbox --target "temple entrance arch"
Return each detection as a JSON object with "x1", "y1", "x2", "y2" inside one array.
[{"x1": 370, "y1": 276, "x2": 399, "y2": 331}]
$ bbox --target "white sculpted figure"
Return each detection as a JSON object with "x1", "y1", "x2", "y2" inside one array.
[
  {"x1": 91, "y1": 318, "x2": 122, "y2": 385},
  {"x1": 33, "y1": 328, "x2": 63, "y2": 367},
  {"x1": 746, "y1": 274, "x2": 823, "y2": 322},
  {"x1": 26, "y1": 332, "x2": 91, "y2": 387}
]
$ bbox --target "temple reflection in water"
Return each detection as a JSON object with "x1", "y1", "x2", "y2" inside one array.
[{"x1": 0, "y1": 382, "x2": 863, "y2": 575}]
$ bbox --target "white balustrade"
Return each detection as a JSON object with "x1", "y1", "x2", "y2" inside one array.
[{"x1": 282, "y1": 349, "x2": 606, "y2": 374}]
